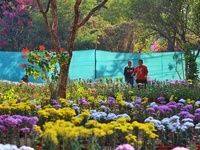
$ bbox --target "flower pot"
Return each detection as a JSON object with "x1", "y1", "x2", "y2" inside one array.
[
  {"x1": 156, "y1": 145, "x2": 173, "y2": 150},
  {"x1": 36, "y1": 145, "x2": 42, "y2": 150},
  {"x1": 196, "y1": 145, "x2": 200, "y2": 150}
]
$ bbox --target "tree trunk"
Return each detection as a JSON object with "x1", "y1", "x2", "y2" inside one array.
[
  {"x1": 58, "y1": 64, "x2": 69, "y2": 98},
  {"x1": 167, "y1": 40, "x2": 175, "y2": 52}
]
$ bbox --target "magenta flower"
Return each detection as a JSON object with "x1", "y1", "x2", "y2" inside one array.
[
  {"x1": 115, "y1": 144, "x2": 135, "y2": 150},
  {"x1": 79, "y1": 98, "x2": 88, "y2": 106}
]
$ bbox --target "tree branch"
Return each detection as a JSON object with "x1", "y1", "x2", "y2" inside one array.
[{"x1": 77, "y1": 0, "x2": 108, "y2": 29}]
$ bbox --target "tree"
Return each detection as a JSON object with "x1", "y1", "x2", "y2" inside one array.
[
  {"x1": 0, "y1": 0, "x2": 36, "y2": 51},
  {"x1": 0, "y1": 0, "x2": 17, "y2": 18},
  {"x1": 130, "y1": 0, "x2": 200, "y2": 52},
  {"x1": 36, "y1": 0, "x2": 108, "y2": 98}
]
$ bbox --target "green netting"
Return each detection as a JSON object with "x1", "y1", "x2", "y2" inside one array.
[{"x1": 0, "y1": 50, "x2": 199, "y2": 83}]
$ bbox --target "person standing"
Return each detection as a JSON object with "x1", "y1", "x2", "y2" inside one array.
[
  {"x1": 21, "y1": 75, "x2": 29, "y2": 84},
  {"x1": 124, "y1": 60, "x2": 134, "y2": 87},
  {"x1": 132, "y1": 59, "x2": 148, "y2": 88}
]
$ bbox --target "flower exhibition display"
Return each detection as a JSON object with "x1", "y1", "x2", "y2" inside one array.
[{"x1": 0, "y1": 79, "x2": 200, "y2": 150}]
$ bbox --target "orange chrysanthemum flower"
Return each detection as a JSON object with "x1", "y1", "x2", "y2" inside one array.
[
  {"x1": 46, "y1": 54, "x2": 51, "y2": 57},
  {"x1": 50, "y1": 49, "x2": 56, "y2": 52},
  {"x1": 39, "y1": 45, "x2": 45, "y2": 51},
  {"x1": 21, "y1": 55, "x2": 28, "y2": 59},
  {"x1": 60, "y1": 48, "x2": 66, "y2": 52},
  {"x1": 20, "y1": 64, "x2": 27, "y2": 68},
  {"x1": 36, "y1": 55, "x2": 41, "y2": 60},
  {"x1": 21, "y1": 48, "x2": 29, "y2": 54}
]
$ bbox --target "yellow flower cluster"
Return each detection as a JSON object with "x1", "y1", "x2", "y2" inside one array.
[
  {"x1": 0, "y1": 101, "x2": 34, "y2": 115},
  {"x1": 34, "y1": 117, "x2": 158, "y2": 148},
  {"x1": 37, "y1": 107, "x2": 76, "y2": 121}
]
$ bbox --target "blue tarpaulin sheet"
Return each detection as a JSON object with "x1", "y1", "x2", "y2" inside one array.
[{"x1": 0, "y1": 50, "x2": 199, "y2": 83}]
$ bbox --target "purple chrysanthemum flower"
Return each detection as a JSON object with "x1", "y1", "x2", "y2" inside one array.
[
  {"x1": 0, "y1": 125, "x2": 6, "y2": 131},
  {"x1": 179, "y1": 111, "x2": 195, "y2": 119},
  {"x1": 108, "y1": 97, "x2": 115, "y2": 103},
  {"x1": 157, "y1": 96, "x2": 165, "y2": 102},
  {"x1": 167, "y1": 104, "x2": 177, "y2": 109},
  {"x1": 151, "y1": 113, "x2": 158, "y2": 117},
  {"x1": 167, "y1": 101, "x2": 177, "y2": 106},
  {"x1": 28, "y1": 117, "x2": 39, "y2": 125},
  {"x1": 135, "y1": 97, "x2": 142, "y2": 103},
  {"x1": 146, "y1": 107, "x2": 155, "y2": 113},
  {"x1": 53, "y1": 104, "x2": 61, "y2": 109},
  {"x1": 17, "y1": 99, "x2": 22, "y2": 103},
  {"x1": 21, "y1": 127, "x2": 31, "y2": 133},
  {"x1": 4, "y1": 117, "x2": 18, "y2": 127},
  {"x1": 51, "y1": 99, "x2": 58, "y2": 105},
  {"x1": 195, "y1": 113, "x2": 200, "y2": 120},
  {"x1": 158, "y1": 105, "x2": 172, "y2": 114},
  {"x1": 182, "y1": 104, "x2": 193, "y2": 111},
  {"x1": 195, "y1": 108, "x2": 200, "y2": 114},
  {"x1": 176, "y1": 103, "x2": 184, "y2": 108},
  {"x1": 135, "y1": 104, "x2": 142, "y2": 110}
]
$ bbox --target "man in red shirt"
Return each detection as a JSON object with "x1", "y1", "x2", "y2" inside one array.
[{"x1": 131, "y1": 59, "x2": 148, "y2": 88}]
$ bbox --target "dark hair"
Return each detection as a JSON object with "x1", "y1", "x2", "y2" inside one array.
[{"x1": 138, "y1": 59, "x2": 143, "y2": 64}]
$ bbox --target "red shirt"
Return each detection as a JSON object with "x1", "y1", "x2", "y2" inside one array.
[{"x1": 133, "y1": 65, "x2": 148, "y2": 80}]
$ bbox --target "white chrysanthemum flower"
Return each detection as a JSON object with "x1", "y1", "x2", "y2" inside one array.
[
  {"x1": 182, "y1": 118, "x2": 193, "y2": 122},
  {"x1": 150, "y1": 102, "x2": 158, "y2": 107},
  {"x1": 90, "y1": 110, "x2": 97, "y2": 114},
  {"x1": 98, "y1": 112, "x2": 107, "y2": 120},
  {"x1": 169, "y1": 115, "x2": 180, "y2": 123},
  {"x1": 117, "y1": 113, "x2": 130, "y2": 119},
  {"x1": 144, "y1": 116, "x2": 154, "y2": 122},
  {"x1": 100, "y1": 105, "x2": 107, "y2": 109},
  {"x1": 20, "y1": 145, "x2": 34, "y2": 150},
  {"x1": 0, "y1": 144, "x2": 19, "y2": 150},
  {"x1": 179, "y1": 98, "x2": 186, "y2": 103},
  {"x1": 107, "y1": 113, "x2": 117, "y2": 120},
  {"x1": 161, "y1": 118, "x2": 170, "y2": 125},
  {"x1": 67, "y1": 100, "x2": 74, "y2": 104},
  {"x1": 90, "y1": 113, "x2": 100, "y2": 120},
  {"x1": 127, "y1": 103, "x2": 134, "y2": 108},
  {"x1": 98, "y1": 100, "x2": 105, "y2": 104},
  {"x1": 195, "y1": 123, "x2": 200, "y2": 130},
  {"x1": 73, "y1": 106, "x2": 80, "y2": 113},
  {"x1": 195, "y1": 101, "x2": 200, "y2": 105}
]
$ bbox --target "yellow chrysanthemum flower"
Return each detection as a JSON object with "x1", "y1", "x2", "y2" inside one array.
[{"x1": 43, "y1": 129, "x2": 58, "y2": 144}]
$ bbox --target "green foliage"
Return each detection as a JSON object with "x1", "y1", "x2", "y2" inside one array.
[
  {"x1": 183, "y1": 43, "x2": 199, "y2": 80},
  {"x1": 23, "y1": 47, "x2": 69, "y2": 98}
]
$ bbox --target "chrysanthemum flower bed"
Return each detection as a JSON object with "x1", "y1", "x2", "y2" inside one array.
[{"x1": 0, "y1": 79, "x2": 200, "y2": 150}]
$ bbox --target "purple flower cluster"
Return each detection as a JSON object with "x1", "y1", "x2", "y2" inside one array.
[{"x1": 0, "y1": 115, "x2": 39, "y2": 132}]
